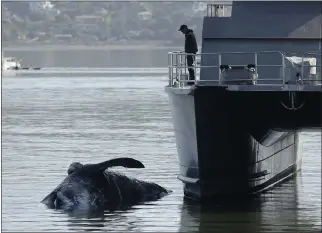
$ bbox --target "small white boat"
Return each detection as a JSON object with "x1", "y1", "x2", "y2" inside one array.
[{"x1": 2, "y1": 56, "x2": 22, "y2": 70}]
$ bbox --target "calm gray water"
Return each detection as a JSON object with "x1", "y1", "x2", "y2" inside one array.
[
  {"x1": 1, "y1": 49, "x2": 321, "y2": 232},
  {"x1": 2, "y1": 48, "x2": 170, "y2": 68}
]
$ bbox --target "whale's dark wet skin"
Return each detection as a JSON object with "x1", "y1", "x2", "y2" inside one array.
[{"x1": 41, "y1": 158, "x2": 171, "y2": 213}]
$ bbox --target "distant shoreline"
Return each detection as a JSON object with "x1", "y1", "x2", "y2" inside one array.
[{"x1": 2, "y1": 43, "x2": 183, "y2": 51}]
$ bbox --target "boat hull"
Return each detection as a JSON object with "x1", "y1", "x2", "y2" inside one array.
[{"x1": 164, "y1": 85, "x2": 320, "y2": 200}]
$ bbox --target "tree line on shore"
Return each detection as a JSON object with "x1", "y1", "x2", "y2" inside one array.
[{"x1": 2, "y1": 2, "x2": 206, "y2": 46}]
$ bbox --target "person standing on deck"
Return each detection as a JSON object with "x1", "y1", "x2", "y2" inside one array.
[{"x1": 178, "y1": 24, "x2": 198, "y2": 85}]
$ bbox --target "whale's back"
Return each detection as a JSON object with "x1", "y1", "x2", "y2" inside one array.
[{"x1": 103, "y1": 171, "x2": 169, "y2": 207}]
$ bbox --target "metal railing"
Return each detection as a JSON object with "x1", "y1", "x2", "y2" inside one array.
[
  {"x1": 299, "y1": 51, "x2": 321, "y2": 85},
  {"x1": 206, "y1": 3, "x2": 232, "y2": 17},
  {"x1": 168, "y1": 51, "x2": 216, "y2": 87},
  {"x1": 168, "y1": 50, "x2": 321, "y2": 87}
]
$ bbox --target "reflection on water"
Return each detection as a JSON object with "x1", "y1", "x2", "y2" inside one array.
[
  {"x1": 179, "y1": 198, "x2": 263, "y2": 232},
  {"x1": 179, "y1": 175, "x2": 320, "y2": 233},
  {"x1": 2, "y1": 69, "x2": 321, "y2": 232},
  {"x1": 66, "y1": 211, "x2": 110, "y2": 232}
]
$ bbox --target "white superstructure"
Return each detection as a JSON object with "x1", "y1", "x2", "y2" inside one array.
[{"x1": 1, "y1": 57, "x2": 22, "y2": 70}]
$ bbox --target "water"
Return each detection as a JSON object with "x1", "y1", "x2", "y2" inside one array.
[
  {"x1": 2, "y1": 48, "x2": 171, "y2": 68},
  {"x1": 1, "y1": 49, "x2": 321, "y2": 232}
]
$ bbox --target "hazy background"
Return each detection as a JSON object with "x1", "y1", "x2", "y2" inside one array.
[{"x1": 2, "y1": 1, "x2": 233, "y2": 48}]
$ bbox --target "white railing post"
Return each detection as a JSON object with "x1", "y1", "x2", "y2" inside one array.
[
  {"x1": 168, "y1": 53, "x2": 173, "y2": 86},
  {"x1": 254, "y1": 52, "x2": 258, "y2": 67},
  {"x1": 179, "y1": 53, "x2": 182, "y2": 87},
  {"x1": 254, "y1": 52, "x2": 258, "y2": 83},
  {"x1": 281, "y1": 53, "x2": 285, "y2": 84},
  {"x1": 301, "y1": 53, "x2": 304, "y2": 83},
  {"x1": 218, "y1": 53, "x2": 222, "y2": 83}
]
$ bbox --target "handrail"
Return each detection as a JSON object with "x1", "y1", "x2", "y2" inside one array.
[
  {"x1": 206, "y1": 3, "x2": 232, "y2": 17},
  {"x1": 300, "y1": 51, "x2": 321, "y2": 84},
  {"x1": 168, "y1": 50, "x2": 322, "y2": 88}
]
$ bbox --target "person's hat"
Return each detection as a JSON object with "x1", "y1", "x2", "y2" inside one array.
[{"x1": 178, "y1": 24, "x2": 188, "y2": 31}]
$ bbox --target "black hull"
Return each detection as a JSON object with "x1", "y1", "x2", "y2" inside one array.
[{"x1": 165, "y1": 85, "x2": 321, "y2": 200}]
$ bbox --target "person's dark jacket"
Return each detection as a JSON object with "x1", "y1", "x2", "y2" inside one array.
[{"x1": 184, "y1": 29, "x2": 198, "y2": 54}]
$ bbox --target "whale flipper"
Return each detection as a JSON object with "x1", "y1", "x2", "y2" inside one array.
[
  {"x1": 68, "y1": 158, "x2": 145, "y2": 175},
  {"x1": 93, "y1": 157, "x2": 145, "y2": 172}
]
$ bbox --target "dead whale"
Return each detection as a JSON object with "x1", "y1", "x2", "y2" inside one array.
[{"x1": 41, "y1": 157, "x2": 170, "y2": 212}]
